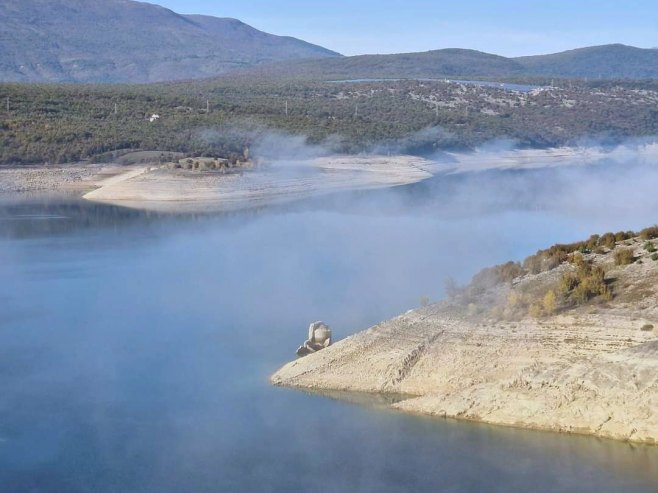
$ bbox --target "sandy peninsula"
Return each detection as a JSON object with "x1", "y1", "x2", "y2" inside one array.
[
  {"x1": 272, "y1": 233, "x2": 658, "y2": 444},
  {"x1": 72, "y1": 143, "x2": 658, "y2": 211},
  {"x1": 81, "y1": 155, "x2": 435, "y2": 212},
  {"x1": 3, "y1": 143, "x2": 658, "y2": 212}
]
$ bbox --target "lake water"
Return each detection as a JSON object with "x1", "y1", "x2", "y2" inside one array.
[
  {"x1": 2, "y1": 162, "x2": 658, "y2": 492},
  {"x1": 329, "y1": 78, "x2": 542, "y2": 92}
]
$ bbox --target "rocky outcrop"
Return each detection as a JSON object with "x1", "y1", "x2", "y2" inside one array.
[
  {"x1": 296, "y1": 321, "x2": 332, "y2": 357},
  {"x1": 272, "y1": 235, "x2": 658, "y2": 444}
]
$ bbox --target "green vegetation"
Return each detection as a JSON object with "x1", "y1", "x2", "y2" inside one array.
[
  {"x1": 471, "y1": 261, "x2": 525, "y2": 289},
  {"x1": 559, "y1": 255, "x2": 612, "y2": 305},
  {"x1": 237, "y1": 45, "x2": 658, "y2": 82},
  {"x1": 471, "y1": 225, "x2": 657, "y2": 291},
  {"x1": 5, "y1": 0, "x2": 658, "y2": 85},
  {"x1": 514, "y1": 44, "x2": 658, "y2": 79},
  {"x1": 2, "y1": 77, "x2": 658, "y2": 165},
  {"x1": 457, "y1": 225, "x2": 658, "y2": 319},
  {"x1": 500, "y1": 255, "x2": 612, "y2": 320},
  {"x1": 542, "y1": 290, "x2": 558, "y2": 315}
]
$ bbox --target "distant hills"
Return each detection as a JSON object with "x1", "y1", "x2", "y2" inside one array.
[
  {"x1": 245, "y1": 44, "x2": 658, "y2": 81},
  {"x1": 0, "y1": 0, "x2": 339, "y2": 83},
  {"x1": 243, "y1": 49, "x2": 526, "y2": 80},
  {"x1": 1, "y1": 0, "x2": 657, "y2": 84},
  {"x1": 515, "y1": 44, "x2": 658, "y2": 79}
]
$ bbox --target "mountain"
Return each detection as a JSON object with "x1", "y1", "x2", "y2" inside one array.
[
  {"x1": 515, "y1": 44, "x2": 658, "y2": 79},
  {"x1": 240, "y1": 48, "x2": 526, "y2": 80},
  {"x1": 0, "y1": 0, "x2": 340, "y2": 83},
  {"x1": 238, "y1": 44, "x2": 658, "y2": 81},
  {"x1": 2, "y1": 1, "x2": 656, "y2": 85}
]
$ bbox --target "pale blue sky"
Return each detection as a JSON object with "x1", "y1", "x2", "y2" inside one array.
[{"x1": 154, "y1": 0, "x2": 658, "y2": 56}]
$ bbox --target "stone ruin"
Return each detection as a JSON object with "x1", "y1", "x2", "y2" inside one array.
[{"x1": 296, "y1": 321, "x2": 332, "y2": 357}]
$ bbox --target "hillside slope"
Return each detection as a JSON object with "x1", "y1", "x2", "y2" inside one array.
[
  {"x1": 240, "y1": 44, "x2": 658, "y2": 81},
  {"x1": 243, "y1": 48, "x2": 526, "y2": 80},
  {"x1": 0, "y1": 0, "x2": 339, "y2": 83},
  {"x1": 516, "y1": 44, "x2": 658, "y2": 79}
]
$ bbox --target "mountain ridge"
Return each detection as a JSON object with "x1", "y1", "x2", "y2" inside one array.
[
  {"x1": 514, "y1": 43, "x2": 658, "y2": 79},
  {"x1": 2, "y1": 0, "x2": 657, "y2": 84},
  {"x1": 238, "y1": 44, "x2": 658, "y2": 81},
  {"x1": 0, "y1": 0, "x2": 340, "y2": 83}
]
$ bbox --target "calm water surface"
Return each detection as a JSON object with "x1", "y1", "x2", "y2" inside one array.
[
  {"x1": 329, "y1": 78, "x2": 542, "y2": 92},
  {"x1": 1, "y1": 164, "x2": 658, "y2": 492}
]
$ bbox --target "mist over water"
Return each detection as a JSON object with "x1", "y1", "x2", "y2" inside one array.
[{"x1": 1, "y1": 155, "x2": 658, "y2": 492}]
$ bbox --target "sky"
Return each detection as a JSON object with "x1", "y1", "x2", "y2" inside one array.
[{"x1": 153, "y1": 0, "x2": 658, "y2": 57}]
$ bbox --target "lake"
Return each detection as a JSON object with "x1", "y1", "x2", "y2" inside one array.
[
  {"x1": 329, "y1": 78, "x2": 542, "y2": 92},
  {"x1": 1, "y1": 162, "x2": 658, "y2": 492}
]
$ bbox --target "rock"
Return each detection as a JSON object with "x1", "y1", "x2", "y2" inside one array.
[{"x1": 296, "y1": 321, "x2": 332, "y2": 357}]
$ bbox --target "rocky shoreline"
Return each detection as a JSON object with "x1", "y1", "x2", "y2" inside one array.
[
  {"x1": 4, "y1": 144, "x2": 658, "y2": 212},
  {"x1": 272, "y1": 234, "x2": 658, "y2": 444},
  {"x1": 80, "y1": 155, "x2": 435, "y2": 212}
]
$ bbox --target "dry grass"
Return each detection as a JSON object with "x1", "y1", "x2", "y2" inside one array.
[{"x1": 615, "y1": 248, "x2": 636, "y2": 266}]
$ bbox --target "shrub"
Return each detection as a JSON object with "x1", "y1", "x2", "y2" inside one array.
[
  {"x1": 614, "y1": 248, "x2": 635, "y2": 266},
  {"x1": 652, "y1": 253, "x2": 658, "y2": 261},
  {"x1": 615, "y1": 231, "x2": 633, "y2": 242},
  {"x1": 545, "y1": 252, "x2": 566, "y2": 270},
  {"x1": 507, "y1": 291, "x2": 524, "y2": 309},
  {"x1": 523, "y1": 254, "x2": 543, "y2": 275},
  {"x1": 471, "y1": 261, "x2": 524, "y2": 289},
  {"x1": 641, "y1": 324, "x2": 655, "y2": 332},
  {"x1": 558, "y1": 272, "x2": 579, "y2": 295},
  {"x1": 599, "y1": 233, "x2": 617, "y2": 249},
  {"x1": 572, "y1": 283, "x2": 593, "y2": 304},
  {"x1": 640, "y1": 226, "x2": 658, "y2": 241},
  {"x1": 542, "y1": 290, "x2": 557, "y2": 315},
  {"x1": 496, "y1": 262, "x2": 525, "y2": 283},
  {"x1": 559, "y1": 262, "x2": 610, "y2": 305},
  {"x1": 586, "y1": 234, "x2": 600, "y2": 250},
  {"x1": 644, "y1": 242, "x2": 656, "y2": 253},
  {"x1": 528, "y1": 303, "x2": 543, "y2": 319},
  {"x1": 570, "y1": 253, "x2": 586, "y2": 268}
]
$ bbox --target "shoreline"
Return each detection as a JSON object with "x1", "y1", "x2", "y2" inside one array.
[
  {"x1": 0, "y1": 163, "x2": 145, "y2": 196},
  {"x1": 271, "y1": 234, "x2": 658, "y2": 445},
  {"x1": 80, "y1": 155, "x2": 435, "y2": 212},
  {"x1": 271, "y1": 309, "x2": 658, "y2": 445},
  {"x1": 1, "y1": 143, "x2": 657, "y2": 212}
]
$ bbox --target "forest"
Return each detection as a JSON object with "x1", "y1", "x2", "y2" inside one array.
[{"x1": 2, "y1": 76, "x2": 658, "y2": 165}]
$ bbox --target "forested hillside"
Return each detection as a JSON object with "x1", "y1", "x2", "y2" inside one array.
[{"x1": 2, "y1": 78, "x2": 658, "y2": 165}]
